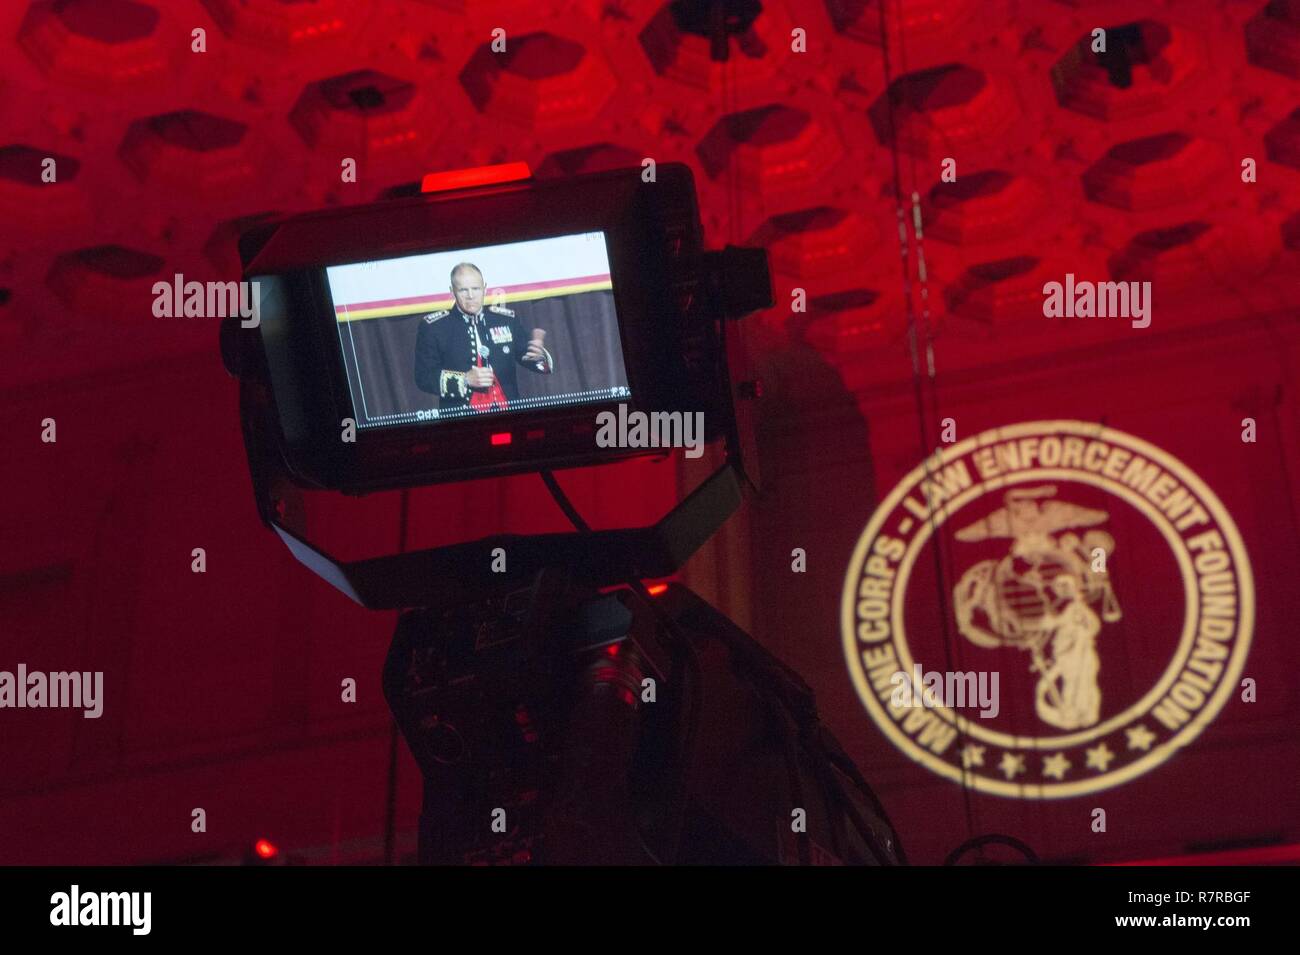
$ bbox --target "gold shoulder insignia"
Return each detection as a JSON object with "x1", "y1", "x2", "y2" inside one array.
[
  {"x1": 488, "y1": 304, "x2": 516, "y2": 318},
  {"x1": 423, "y1": 310, "x2": 450, "y2": 323}
]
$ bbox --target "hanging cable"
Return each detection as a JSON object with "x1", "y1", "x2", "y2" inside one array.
[
  {"x1": 383, "y1": 487, "x2": 411, "y2": 865},
  {"x1": 875, "y1": 0, "x2": 985, "y2": 849}
]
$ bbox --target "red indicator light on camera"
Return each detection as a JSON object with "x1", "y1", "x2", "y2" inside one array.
[
  {"x1": 491, "y1": 432, "x2": 512, "y2": 446},
  {"x1": 420, "y1": 162, "x2": 532, "y2": 194}
]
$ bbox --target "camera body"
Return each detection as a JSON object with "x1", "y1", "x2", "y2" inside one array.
[
  {"x1": 384, "y1": 576, "x2": 901, "y2": 865},
  {"x1": 216, "y1": 164, "x2": 899, "y2": 866},
  {"x1": 228, "y1": 163, "x2": 739, "y2": 495}
]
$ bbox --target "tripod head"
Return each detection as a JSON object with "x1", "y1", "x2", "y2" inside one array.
[{"x1": 383, "y1": 569, "x2": 901, "y2": 865}]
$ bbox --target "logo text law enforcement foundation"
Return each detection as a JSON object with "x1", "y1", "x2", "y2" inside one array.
[{"x1": 841, "y1": 421, "x2": 1253, "y2": 798}]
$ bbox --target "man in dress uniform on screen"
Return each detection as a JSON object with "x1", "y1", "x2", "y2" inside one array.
[{"x1": 413, "y1": 262, "x2": 554, "y2": 413}]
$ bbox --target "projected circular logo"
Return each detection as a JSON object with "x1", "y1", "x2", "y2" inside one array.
[{"x1": 840, "y1": 420, "x2": 1253, "y2": 798}]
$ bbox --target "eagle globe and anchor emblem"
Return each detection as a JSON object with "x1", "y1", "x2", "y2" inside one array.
[
  {"x1": 952, "y1": 486, "x2": 1120, "y2": 732},
  {"x1": 841, "y1": 421, "x2": 1253, "y2": 798}
]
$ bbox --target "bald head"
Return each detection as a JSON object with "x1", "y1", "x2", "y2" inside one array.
[
  {"x1": 449, "y1": 262, "x2": 485, "y2": 316},
  {"x1": 450, "y1": 262, "x2": 483, "y2": 286}
]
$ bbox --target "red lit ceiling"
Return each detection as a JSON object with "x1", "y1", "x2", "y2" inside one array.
[{"x1": 1, "y1": 0, "x2": 1298, "y2": 389}]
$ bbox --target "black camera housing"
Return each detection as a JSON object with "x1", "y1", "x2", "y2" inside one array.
[{"x1": 227, "y1": 163, "x2": 740, "y2": 495}]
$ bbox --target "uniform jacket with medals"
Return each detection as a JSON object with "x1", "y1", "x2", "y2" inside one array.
[{"x1": 413, "y1": 303, "x2": 554, "y2": 409}]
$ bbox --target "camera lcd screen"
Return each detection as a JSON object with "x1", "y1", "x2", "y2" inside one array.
[{"x1": 326, "y1": 231, "x2": 631, "y2": 430}]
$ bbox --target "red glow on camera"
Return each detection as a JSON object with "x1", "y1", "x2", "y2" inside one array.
[{"x1": 421, "y1": 162, "x2": 532, "y2": 194}]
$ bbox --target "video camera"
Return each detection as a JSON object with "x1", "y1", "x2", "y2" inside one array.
[{"x1": 220, "y1": 162, "x2": 902, "y2": 866}]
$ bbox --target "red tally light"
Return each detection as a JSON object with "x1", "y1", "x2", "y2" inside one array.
[
  {"x1": 254, "y1": 839, "x2": 278, "y2": 860},
  {"x1": 421, "y1": 162, "x2": 532, "y2": 194},
  {"x1": 605, "y1": 643, "x2": 620, "y2": 657},
  {"x1": 490, "y1": 432, "x2": 512, "y2": 446},
  {"x1": 646, "y1": 583, "x2": 669, "y2": 596}
]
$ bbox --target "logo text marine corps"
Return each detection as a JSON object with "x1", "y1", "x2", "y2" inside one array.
[{"x1": 840, "y1": 421, "x2": 1253, "y2": 798}]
